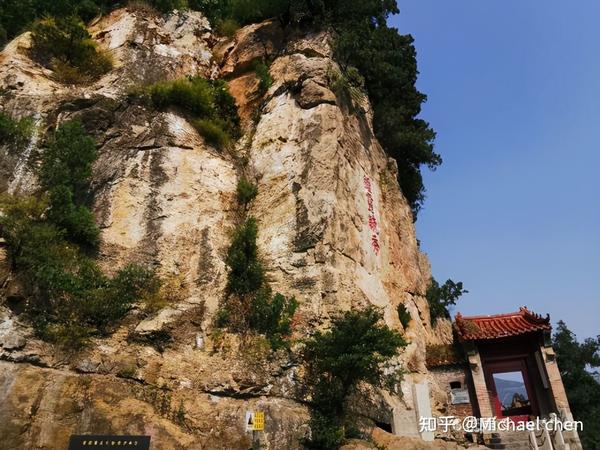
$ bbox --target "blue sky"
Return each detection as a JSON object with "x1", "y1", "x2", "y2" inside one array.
[{"x1": 390, "y1": 1, "x2": 600, "y2": 340}]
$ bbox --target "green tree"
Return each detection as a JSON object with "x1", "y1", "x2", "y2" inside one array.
[
  {"x1": 0, "y1": 195, "x2": 161, "y2": 349},
  {"x1": 224, "y1": 217, "x2": 264, "y2": 296},
  {"x1": 219, "y1": 211, "x2": 297, "y2": 349},
  {"x1": 553, "y1": 321, "x2": 600, "y2": 449},
  {"x1": 0, "y1": 112, "x2": 34, "y2": 150},
  {"x1": 40, "y1": 120, "x2": 96, "y2": 202},
  {"x1": 249, "y1": 289, "x2": 297, "y2": 349},
  {"x1": 39, "y1": 119, "x2": 99, "y2": 247},
  {"x1": 302, "y1": 307, "x2": 406, "y2": 449},
  {"x1": 30, "y1": 16, "x2": 112, "y2": 82},
  {"x1": 426, "y1": 277, "x2": 467, "y2": 323}
]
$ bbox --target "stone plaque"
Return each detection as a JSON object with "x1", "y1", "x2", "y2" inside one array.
[
  {"x1": 450, "y1": 388, "x2": 470, "y2": 404},
  {"x1": 68, "y1": 436, "x2": 150, "y2": 450}
]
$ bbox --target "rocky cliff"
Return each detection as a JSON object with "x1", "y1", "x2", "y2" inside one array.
[{"x1": 0, "y1": 8, "x2": 455, "y2": 449}]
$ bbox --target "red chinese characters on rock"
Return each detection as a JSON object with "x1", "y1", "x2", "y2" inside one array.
[{"x1": 363, "y1": 175, "x2": 381, "y2": 255}]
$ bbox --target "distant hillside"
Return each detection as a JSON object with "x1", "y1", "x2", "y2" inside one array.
[{"x1": 494, "y1": 377, "x2": 528, "y2": 407}]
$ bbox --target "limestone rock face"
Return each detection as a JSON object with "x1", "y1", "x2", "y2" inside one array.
[{"x1": 0, "y1": 9, "x2": 454, "y2": 449}]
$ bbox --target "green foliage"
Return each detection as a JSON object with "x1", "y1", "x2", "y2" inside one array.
[
  {"x1": 0, "y1": 0, "x2": 186, "y2": 47},
  {"x1": 327, "y1": 65, "x2": 365, "y2": 109},
  {"x1": 304, "y1": 412, "x2": 345, "y2": 450},
  {"x1": 30, "y1": 16, "x2": 112, "y2": 83},
  {"x1": 0, "y1": 24, "x2": 7, "y2": 49},
  {"x1": 224, "y1": 217, "x2": 264, "y2": 296},
  {"x1": 249, "y1": 290, "x2": 297, "y2": 349},
  {"x1": 553, "y1": 321, "x2": 600, "y2": 450},
  {"x1": 253, "y1": 59, "x2": 273, "y2": 94},
  {"x1": 229, "y1": 0, "x2": 288, "y2": 25},
  {"x1": 0, "y1": 120, "x2": 162, "y2": 349},
  {"x1": 215, "y1": 18, "x2": 239, "y2": 37},
  {"x1": 302, "y1": 307, "x2": 406, "y2": 449},
  {"x1": 335, "y1": 25, "x2": 438, "y2": 216},
  {"x1": 146, "y1": 77, "x2": 240, "y2": 149},
  {"x1": 219, "y1": 213, "x2": 296, "y2": 349},
  {"x1": 236, "y1": 177, "x2": 258, "y2": 205},
  {"x1": 147, "y1": 0, "x2": 188, "y2": 13},
  {"x1": 148, "y1": 77, "x2": 215, "y2": 116},
  {"x1": 46, "y1": 185, "x2": 100, "y2": 248},
  {"x1": 39, "y1": 119, "x2": 99, "y2": 247},
  {"x1": 0, "y1": 112, "x2": 34, "y2": 150},
  {"x1": 39, "y1": 119, "x2": 96, "y2": 197},
  {"x1": 192, "y1": 118, "x2": 232, "y2": 150},
  {"x1": 0, "y1": 196, "x2": 160, "y2": 349},
  {"x1": 397, "y1": 303, "x2": 411, "y2": 329},
  {"x1": 426, "y1": 277, "x2": 467, "y2": 323}
]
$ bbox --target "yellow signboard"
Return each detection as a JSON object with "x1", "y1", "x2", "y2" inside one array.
[
  {"x1": 252, "y1": 412, "x2": 264, "y2": 431},
  {"x1": 245, "y1": 411, "x2": 265, "y2": 432}
]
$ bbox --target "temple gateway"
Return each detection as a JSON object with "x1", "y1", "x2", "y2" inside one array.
[{"x1": 428, "y1": 307, "x2": 583, "y2": 449}]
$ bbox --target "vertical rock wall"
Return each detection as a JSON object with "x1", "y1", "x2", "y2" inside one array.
[{"x1": 0, "y1": 8, "x2": 455, "y2": 449}]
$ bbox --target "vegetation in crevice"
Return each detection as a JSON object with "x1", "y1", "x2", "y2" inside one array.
[
  {"x1": 326, "y1": 65, "x2": 365, "y2": 111},
  {"x1": 30, "y1": 16, "x2": 112, "y2": 84},
  {"x1": 253, "y1": 59, "x2": 273, "y2": 95},
  {"x1": 0, "y1": 112, "x2": 34, "y2": 151},
  {"x1": 38, "y1": 119, "x2": 99, "y2": 248},
  {"x1": 144, "y1": 76, "x2": 241, "y2": 150},
  {"x1": 302, "y1": 307, "x2": 406, "y2": 449},
  {"x1": 426, "y1": 277, "x2": 468, "y2": 323},
  {"x1": 397, "y1": 303, "x2": 411, "y2": 329},
  {"x1": 236, "y1": 176, "x2": 258, "y2": 207},
  {"x1": 0, "y1": 120, "x2": 162, "y2": 349},
  {"x1": 216, "y1": 177, "x2": 297, "y2": 350}
]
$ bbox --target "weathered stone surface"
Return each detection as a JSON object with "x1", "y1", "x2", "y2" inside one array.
[
  {"x1": 0, "y1": 9, "x2": 461, "y2": 449},
  {"x1": 368, "y1": 427, "x2": 487, "y2": 450},
  {"x1": 220, "y1": 20, "x2": 285, "y2": 78}
]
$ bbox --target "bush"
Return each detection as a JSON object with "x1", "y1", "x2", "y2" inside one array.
[
  {"x1": 253, "y1": 59, "x2": 273, "y2": 94},
  {"x1": 236, "y1": 176, "x2": 258, "y2": 205},
  {"x1": 46, "y1": 185, "x2": 100, "y2": 247},
  {"x1": 218, "y1": 209, "x2": 297, "y2": 349},
  {"x1": 30, "y1": 16, "x2": 112, "y2": 83},
  {"x1": 215, "y1": 18, "x2": 239, "y2": 37},
  {"x1": 147, "y1": 0, "x2": 188, "y2": 13},
  {"x1": 39, "y1": 119, "x2": 99, "y2": 247},
  {"x1": 327, "y1": 65, "x2": 364, "y2": 109},
  {"x1": 192, "y1": 118, "x2": 231, "y2": 149},
  {"x1": 397, "y1": 303, "x2": 411, "y2": 329},
  {"x1": 302, "y1": 307, "x2": 406, "y2": 449},
  {"x1": 553, "y1": 321, "x2": 600, "y2": 449},
  {"x1": 0, "y1": 112, "x2": 34, "y2": 150},
  {"x1": 146, "y1": 76, "x2": 240, "y2": 147},
  {"x1": 225, "y1": 217, "x2": 263, "y2": 296},
  {"x1": 426, "y1": 277, "x2": 467, "y2": 323},
  {"x1": 149, "y1": 77, "x2": 214, "y2": 117},
  {"x1": 249, "y1": 290, "x2": 297, "y2": 349},
  {"x1": 305, "y1": 412, "x2": 345, "y2": 450},
  {"x1": 229, "y1": 0, "x2": 288, "y2": 25},
  {"x1": 0, "y1": 195, "x2": 161, "y2": 348}
]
